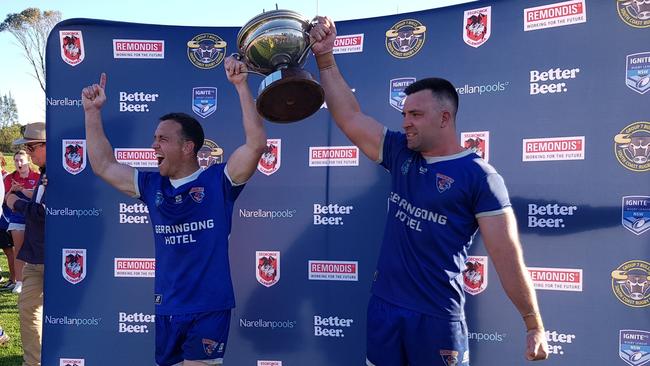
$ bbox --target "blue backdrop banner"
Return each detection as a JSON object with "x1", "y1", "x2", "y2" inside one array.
[{"x1": 44, "y1": 0, "x2": 649, "y2": 365}]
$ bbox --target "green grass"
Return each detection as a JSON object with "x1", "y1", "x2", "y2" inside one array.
[{"x1": 0, "y1": 252, "x2": 22, "y2": 366}]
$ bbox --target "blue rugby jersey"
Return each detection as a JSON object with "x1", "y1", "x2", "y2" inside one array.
[
  {"x1": 372, "y1": 129, "x2": 511, "y2": 320},
  {"x1": 135, "y1": 163, "x2": 244, "y2": 315}
]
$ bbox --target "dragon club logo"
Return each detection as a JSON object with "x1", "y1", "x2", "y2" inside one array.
[
  {"x1": 256, "y1": 251, "x2": 280, "y2": 287},
  {"x1": 62, "y1": 139, "x2": 86, "y2": 175},
  {"x1": 62, "y1": 248, "x2": 86, "y2": 285}
]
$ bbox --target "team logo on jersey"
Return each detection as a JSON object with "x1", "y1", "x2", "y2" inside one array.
[
  {"x1": 154, "y1": 294, "x2": 162, "y2": 304},
  {"x1": 436, "y1": 173, "x2": 455, "y2": 193},
  {"x1": 461, "y1": 131, "x2": 489, "y2": 162},
  {"x1": 623, "y1": 196, "x2": 650, "y2": 235},
  {"x1": 626, "y1": 53, "x2": 650, "y2": 94},
  {"x1": 62, "y1": 248, "x2": 86, "y2": 285},
  {"x1": 611, "y1": 260, "x2": 650, "y2": 308},
  {"x1": 390, "y1": 77, "x2": 416, "y2": 112},
  {"x1": 385, "y1": 19, "x2": 426, "y2": 58},
  {"x1": 256, "y1": 251, "x2": 280, "y2": 287},
  {"x1": 202, "y1": 338, "x2": 223, "y2": 356},
  {"x1": 192, "y1": 87, "x2": 217, "y2": 118},
  {"x1": 187, "y1": 33, "x2": 227, "y2": 69},
  {"x1": 620, "y1": 330, "x2": 650, "y2": 366},
  {"x1": 617, "y1": 0, "x2": 650, "y2": 28},
  {"x1": 59, "y1": 30, "x2": 84, "y2": 66},
  {"x1": 62, "y1": 139, "x2": 86, "y2": 175},
  {"x1": 401, "y1": 157, "x2": 413, "y2": 175},
  {"x1": 198, "y1": 139, "x2": 224, "y2": 169},
  {"x1": 614, "y1": 122, "x2": 650, "y2": 172},
  {"x1": 190, "y1": 187, "x2": 205, "y2": 203},
  {"x1": 258, "y1": 139, "x2": 281, "y2": 176},
  {"x1": 463, "y1": 256, "x2": 488, "y2": 295},
  {"x1": 439, "y1": 349, "x2": 460, "y2": 366},
  {"x1": 155, "y1": 191, "x2": 164, "y2": 207},
  {"x1": 464, "y1": 6, "x2": 491, "y2": 48}
]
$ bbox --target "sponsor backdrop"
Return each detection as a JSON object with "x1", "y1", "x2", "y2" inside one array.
[{"x1": 45, "y1": 0, "x2": 649, "y2": 365}]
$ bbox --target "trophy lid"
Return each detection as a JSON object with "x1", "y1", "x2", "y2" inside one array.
[{"x1": 237, "y1": 10, "x2": 312, "y2": 74}]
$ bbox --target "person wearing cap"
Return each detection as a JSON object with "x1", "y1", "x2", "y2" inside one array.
[{"x1": 6, "y1": 121, "x2": 46, "y2": 366}]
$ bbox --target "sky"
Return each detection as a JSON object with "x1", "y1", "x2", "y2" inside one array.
[{"x1": 0, "y1": 0, "x2": 475, "y2": 124}]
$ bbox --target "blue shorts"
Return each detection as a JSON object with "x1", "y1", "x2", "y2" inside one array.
[
  {"x1": 366, "y1": 296, "x2": 469, "y2": 366},
  {"x1": 156, "y1": 309, "x2": 231, "y2": 366}
]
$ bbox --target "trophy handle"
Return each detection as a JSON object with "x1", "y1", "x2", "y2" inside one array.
[
  {"x1": 230, "y1": 53, "x2": 267, "y2": 77},
  {"x1": 295, "y1": 41, "x2": 315, "y2": 66},
  {"x1": 295, "y1": 17, "x2": 319, "y2": 66}
]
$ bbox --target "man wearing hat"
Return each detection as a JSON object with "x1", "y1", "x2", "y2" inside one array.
[{"x1": 6, "y1": 122, "x2": 46, "y2": 366}]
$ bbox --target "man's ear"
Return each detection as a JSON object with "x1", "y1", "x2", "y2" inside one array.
[
  {"x1": 183, "y1": 141, "x2": 195, "y2": 155},
  {"x1": 440, "y1": 110, "x2": 452, "y2": 128}
]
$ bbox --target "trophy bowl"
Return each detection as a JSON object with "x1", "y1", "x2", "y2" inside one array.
[{"x1": 237, "y1": 9, "x2": 324, "y2": 123}]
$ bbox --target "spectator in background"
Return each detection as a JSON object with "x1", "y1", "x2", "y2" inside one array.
[
  {"x1": 6, "y1": 122, "x2": 47, "y2": 366},
  {"x1": 3, "y1": 150, "x2": 40, "y2": 294},
  {"x1": 0, "y1": 155, "x2": 8, "y2": 178},
  {"x1": 0, "y1": 155, "x2": 15, "y2": 289},
  {"x1": 0, "y1": 162, "x2": 9, "y2": 347}
]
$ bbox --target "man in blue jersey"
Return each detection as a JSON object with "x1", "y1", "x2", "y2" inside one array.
[
  {"x1": 310, "y1": 17, "x2": 549, "y2": 366},
  {"x1": 81, "y1": 56, "x2": 267, "y2": 366}
]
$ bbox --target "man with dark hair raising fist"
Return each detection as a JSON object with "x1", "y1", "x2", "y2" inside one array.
[{"x1": 309, "y1": 16, "x2": 548, "y2": 366}]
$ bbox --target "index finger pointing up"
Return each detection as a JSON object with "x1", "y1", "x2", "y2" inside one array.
[{"x1": 99, "y1": 72, "x2": 107, "y2": 89}]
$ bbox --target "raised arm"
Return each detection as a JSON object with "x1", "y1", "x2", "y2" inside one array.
[
  {"x1": 310, "y1": 16, "x2": 385, "y2": 162},
  {"x1": 223, "y1": 56, "x2": 267, "y2": 184},
  {"x1": 82, "y1": 73, "x2": 137, "y2": 196},
  {"x1": 478, "y1": 208, "x2": 549, "y2": 361}
]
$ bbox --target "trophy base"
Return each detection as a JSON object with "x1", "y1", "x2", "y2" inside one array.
[{"x1": 257, "y1": 68, "x2": 325, "y2": 123}]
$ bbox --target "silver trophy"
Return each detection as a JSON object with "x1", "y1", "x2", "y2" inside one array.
[{"x1": 236, "y1": 10, "x2": 324, "y2": 123}]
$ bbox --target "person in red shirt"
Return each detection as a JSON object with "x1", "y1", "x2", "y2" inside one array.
[
  {"x1": 0, "y1": 155, "x2": 15, "y2": 289},
  {"x1": 3, "y1": 150, "x2": 40, "y2": 294}
]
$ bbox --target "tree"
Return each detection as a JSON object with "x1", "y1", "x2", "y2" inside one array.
[
  {"x1": 0, "y1": 92, "x2": 21, "y2": 152},
  {"x1": 0, "y1": 92, "x2": 19, "y2": 128},
  {"x1": 1, "y1": 8, "x2": 62, "y2": 93},
  {"x1": 0, "y1": 124, "x2": 22, "y2": 153}
]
